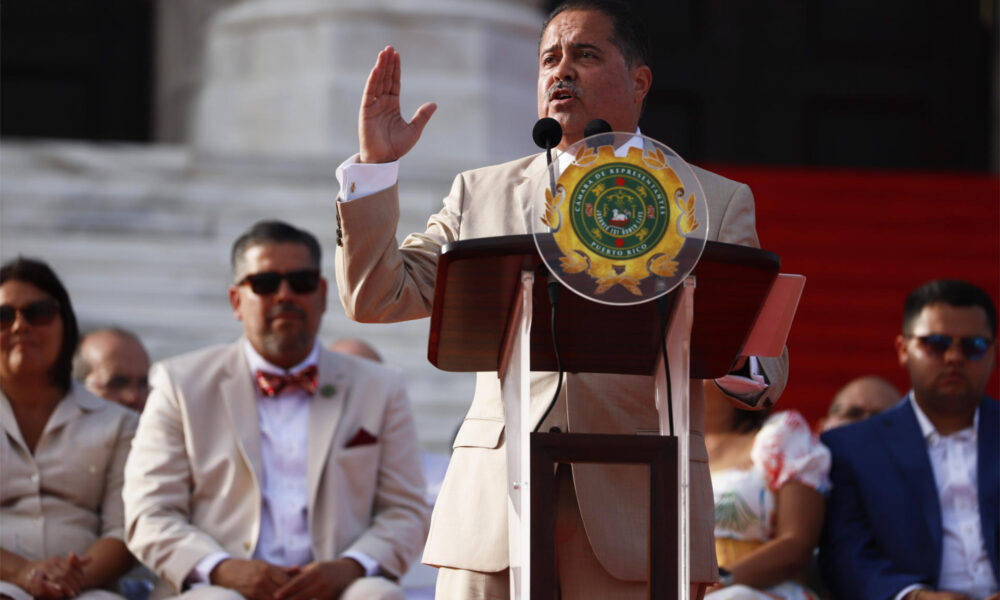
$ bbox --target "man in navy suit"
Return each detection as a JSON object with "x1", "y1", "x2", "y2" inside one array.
[{"x1": 820, "y1": 279, "x2": 999, "y2": 600}]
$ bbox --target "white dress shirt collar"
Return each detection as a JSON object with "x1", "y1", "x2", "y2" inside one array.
[
  {"x1": 243, "y1": 339, "x2": 319, "y2": 377},
  {"x1": 909, "y1": 392, "x2": 979, "y2": 443},
  {"x1": 554, "y1": 126, "x2": 644, "y2": 172}
]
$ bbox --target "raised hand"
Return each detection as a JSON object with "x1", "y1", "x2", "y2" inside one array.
[{"x1": 358, "y1": 46, "x2": 437, "y2": 164}]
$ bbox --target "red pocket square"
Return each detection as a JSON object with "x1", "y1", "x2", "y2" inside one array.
[{"x1": 346, "y1": 428, "x2": 378, "y2": 448}]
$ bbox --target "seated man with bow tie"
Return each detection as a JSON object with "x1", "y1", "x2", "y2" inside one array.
[{"x1": 123, "y1": 220, "x2": 430, "y2": 600}]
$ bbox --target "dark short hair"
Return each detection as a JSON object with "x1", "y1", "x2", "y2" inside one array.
[
  {"x1": 230, "y1": 220, "x2": 322, "y2": 279},
  {"x1": 542, "y1": 0, "x2": 652, "y2": 70},
  {"x1": 1, "y1": 257, "x2": 79, "y2": 393},
  {"x1": 903, "y1": 279, "x2": 997, "y2": 337}
]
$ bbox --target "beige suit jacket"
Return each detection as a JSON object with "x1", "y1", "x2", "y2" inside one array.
[
  {"x1": 1, "y1": 383, "x2": 137, "y2": 560},
  {"x1": 335, "y1": 153, "x2": 788, "y2": 583},
  {"x1": 123, "y1": 341, "x2": 430, "y2": 596}
]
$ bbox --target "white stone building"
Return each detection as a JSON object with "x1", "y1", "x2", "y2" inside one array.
[{"x1": 0, "y1": 0, "x2": 547, "y2": 453}]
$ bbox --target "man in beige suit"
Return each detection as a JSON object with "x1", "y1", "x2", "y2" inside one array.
[
  {"x1": 123, "y1": 221, "x2": 430, "y2": 600},
  {"x1": 335, "y1": 1, "x2": 787, "y2": 598}
]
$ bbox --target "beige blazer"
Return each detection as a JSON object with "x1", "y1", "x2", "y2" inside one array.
[
  {"x1": 1, "y1": 383, "x2": 137, "y2": 560},
  {"x1": 123, "y1": 341, "x2": 430, "y2": 596},
  {"x1": 335, "y1": 153, "x2": 788, "y2": 583}
]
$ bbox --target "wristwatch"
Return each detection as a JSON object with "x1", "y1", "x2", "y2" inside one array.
[{"x1": 718, "y1": 567, "x2": 734, "y2": 587}]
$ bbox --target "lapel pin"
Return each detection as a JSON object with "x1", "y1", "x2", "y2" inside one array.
[{"x1": 320, "y1": 384, "x2": 337, "y2": 398}]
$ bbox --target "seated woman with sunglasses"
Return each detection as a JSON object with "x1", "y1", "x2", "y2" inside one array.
[
  {"x1": 0, "y1": 257, "x2": 138, "y2": 600},
  {"x1": 704, "y1": 382, "x2": 831, "y2": 599}
]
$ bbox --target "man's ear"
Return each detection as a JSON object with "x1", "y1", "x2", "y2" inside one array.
[
  {"x1": 894, "y1": 334, "x2": 908, "y2": 368},
  {"x1": 228, "y1": 286, "x2": 243, "y2": 321},
  {"x1": 632, "y1": 64, "x2": 652, "y2": 104}
]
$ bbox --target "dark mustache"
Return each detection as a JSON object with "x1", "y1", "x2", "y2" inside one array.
[
  {"x1": 267, "y1": 303, "x2": 306, "y2": 320},
  {"x1": 547, "y1": 80, "x2": 583, "y2": 100}
]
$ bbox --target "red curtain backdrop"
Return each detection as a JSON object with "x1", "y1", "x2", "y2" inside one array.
[{"x1": 710, "y1": 166, "x2": 1000, "y2": 427}]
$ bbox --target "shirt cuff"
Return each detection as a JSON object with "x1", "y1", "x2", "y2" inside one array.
[
  {"x1": 336, "y1": 153, "x2": 399, "y2": 202},
  {"x1": 186, "y1": 551, "x2": 231, "y2": 587},
  {"x1": 894, "y1": 584, "x2": 926, "y2": 600},
  {"x1": 341, "y1": 550, "x2": 380, "y2": 577},
  {"x1": 714, "y1": 356, "x2": 768, "y2": 400}
]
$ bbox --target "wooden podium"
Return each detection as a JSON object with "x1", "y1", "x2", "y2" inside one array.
[{"x1": 428, "y1": 234, "x2": 782, "y2": 600}]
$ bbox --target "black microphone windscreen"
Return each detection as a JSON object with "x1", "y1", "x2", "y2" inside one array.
[
  {"x1": 533, "y1": 118, "x2": 563, "y2": 150},
  {"x1": 584, "y1": 119, "x2": 612, "y2": 138}
]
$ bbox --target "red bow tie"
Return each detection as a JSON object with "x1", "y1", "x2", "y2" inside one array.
[{"x1": 255, "y1": 365, "x2": 318, "y2": 397}]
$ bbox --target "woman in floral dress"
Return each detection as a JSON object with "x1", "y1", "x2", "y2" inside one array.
[{"x1": 704, "y1": 382, "x2": 831, "y2": 599}]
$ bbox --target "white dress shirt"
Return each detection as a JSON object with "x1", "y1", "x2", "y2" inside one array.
[
  {"x1": 894, "y1": 395, "x2": 998, "y2": 600},
  {"x1": 187, "y1": 341, "x2": 378, "y2": 585}
]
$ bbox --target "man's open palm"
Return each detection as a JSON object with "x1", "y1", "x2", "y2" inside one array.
[{"x1": 358, "y1": 46, "x2": 436, "y2": 164}]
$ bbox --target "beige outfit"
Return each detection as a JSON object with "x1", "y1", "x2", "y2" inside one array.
[
  {"x1": 123, "y1": 341, "x2": 430, "y2": 598},
  {"x1": 335, "y1": 153, "x2": 788, "y2": 585},
  {"x1": 0, "y1": 382, "x2": 138, "y2": 598}
]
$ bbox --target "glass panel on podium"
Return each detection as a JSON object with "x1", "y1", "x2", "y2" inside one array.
[{"x1": 527, "y1": 132, "x2": 709, "y2": 306}]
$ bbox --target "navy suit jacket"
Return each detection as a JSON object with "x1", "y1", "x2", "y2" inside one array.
[{"x1": 819, "y1": 395, "x2": 999, "y2": 599}]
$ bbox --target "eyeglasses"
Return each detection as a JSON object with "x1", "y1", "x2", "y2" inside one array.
[
  {"x1": 0, "y1": 300, "x2": 60, "y2": 329},
  {"x1": 913, "y1": 334, "x2": 993, "y2": 361},
  {"x1": 237, "y1": 269, "x2": 321, "y2": 295},
  {"x1": 91, "y1": 374, "x2": 149, "y2": 393}
]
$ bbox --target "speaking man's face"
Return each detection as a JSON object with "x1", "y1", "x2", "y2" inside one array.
[
  {"x1": 229, "y1": 242, "x2": 327, "y2": 369},
  {"x1": 537, "y1": 9, "x2": 651, "y2": 150}
]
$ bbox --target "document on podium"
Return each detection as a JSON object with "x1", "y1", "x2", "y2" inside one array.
[{"x1": 741, "y1": 274, "x2": 806, "y2": 358}]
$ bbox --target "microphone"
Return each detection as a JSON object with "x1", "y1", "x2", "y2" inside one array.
[
  {"x1": 533, "y1": 117, "x2": 562, "y2": 197},
  {"x1": 584, "y1": 118, "x2": 612, "y2": 138},
  {"x1": 584, "y1": 118, "x2": 612, "y2": 149},
  {"x1": 533, "y1": 118, "x2": 562, "y2": 160}
]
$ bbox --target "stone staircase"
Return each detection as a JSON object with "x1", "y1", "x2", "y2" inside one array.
[{"x1": 0, "y1": 139, "x2": 474, "y2": 453}]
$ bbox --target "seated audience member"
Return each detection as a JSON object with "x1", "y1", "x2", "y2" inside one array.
[
  {"x1": 123, "y1": 220, "x2": 430, "y2": 600},
  {"x1": 818, "y1": 375, "x2": 899, "y2": 432},
  {"x1": 327, "y1": 337, "x2": 383, "y2": 363},
  {"x1": 705, "y1": 382, "x2": 830, "y2": 599},
  {"x1": 75, "y1": 332, "x2": 156, "y2": 599},
  {"x1": 0, "y1": 257, "x2": 138, "y2": 600},
  {"x1": 73, "y1": 327, "x2": 151, "y2": 412},
  {"x1": 820, "y1": 279, "x2": 999, "y2": 600}
]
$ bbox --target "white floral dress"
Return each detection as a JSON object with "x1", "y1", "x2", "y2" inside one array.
[{"x1": 707, "y1": 410, "x2": 831, "y2": 600}]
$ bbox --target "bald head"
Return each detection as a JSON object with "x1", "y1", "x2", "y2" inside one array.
[
  {"x1": 75, "y1": 328, "x2": 151, "y2": 411},
  {"x1": 821, "y1": 376, "x2": 900, "y2": 432},
  {"x1": 327, "y1": 338, "x2": 383, "y2": 363}
]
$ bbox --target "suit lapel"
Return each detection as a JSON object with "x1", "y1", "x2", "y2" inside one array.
[
  {"x1": 977, "y1": 397, "x2": 1000, "y2": 578},
  {"x1": 881, "y1": 398, "x2": 943, "y2": 550},
  {"x1": 307, "y1": 349, "x2": 348, "y2": 513},
  {"x1": 0, "y1": 393, "x2": 28, "y2": 451},
  {"x1": 511, "y1": 153, "x2": 549, "y2": 235},
  {"x1": 41, "y1": 384, "x2": 87, "y2": 434},
  {"x1": 221, "y1": 341, "x2": 264, "y2": 485}
]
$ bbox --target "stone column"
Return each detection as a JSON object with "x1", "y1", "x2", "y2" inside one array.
[
  {"x1": 155, "y1": 0, "x2": 238, "y2": 143},
  {"x1": 191, "y1": 0, "x2": 546, "y2": 177}
]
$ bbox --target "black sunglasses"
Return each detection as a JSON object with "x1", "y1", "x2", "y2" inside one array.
[
  {"x1": 237, "y1": 269, "x2": 321, "y2": 295},
  {"x1": 914, "y1": 334, "x2": 993, "y2": 361},
  {"x1": 0, "y1": 300, "x2": 60, "y2": 329}
]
